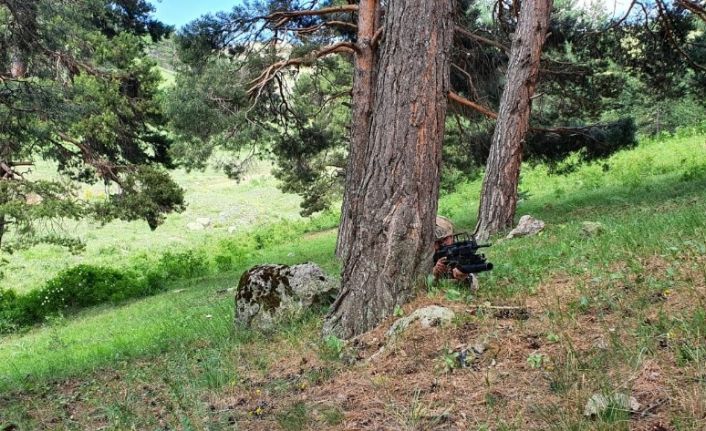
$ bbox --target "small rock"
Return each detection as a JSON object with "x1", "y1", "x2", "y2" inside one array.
[
  {"x1": 584, "y1": 393, "x2": 641, "y2": 417},
  {"x1": 187, "y1": 222, "x2": 205, "y2": 231},
  {"x1": 196, "y1": 217, "x2": 211, "y2": 227},
  {"x1": 506, "y1": 215, "x2": 545, "y2": 239},
  {"x1": 26, "y1": 193, "x2": 43, "y2": 206},
  {"x1": 472, "y1": 342, "x2": 486, "y2": 355},
  {"x1": 581, "y1": 221, "x2": 605, "y2": 237},
  {"x1": 387, "y1": 305, "x2": 455, "y2": 337},
  {"x1": 227, "y1": 226, "x2": 238, "y2": 234},
  {"x1": 592, "y1": 337, "x2": 608, "y2": 350}
]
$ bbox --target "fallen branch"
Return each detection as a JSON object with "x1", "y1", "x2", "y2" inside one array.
[{"x1": 466, "y1": 304, "x2": 524, "y2": 311}]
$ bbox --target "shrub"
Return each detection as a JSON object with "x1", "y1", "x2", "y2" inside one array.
[
  {"x1": 154, "y1": 250, "x2": 210, "y2": 281},
  {"x1": 681, "y1": 162, "x2": 706, "y2": 182},
  {"x1": 0, "y1": 288, "x2": 20, "y2": 332},
  {"x1": 0, "y1": 287, "x2": 17, "y2": 310},
  {"x1": 0, "y1": 265, "x2": 149, "y2": 332},
  {"x1": 40, "y1": 265, "x2": 145, "y2": 311},
  {"x1": 0, "y1": 249, "x2": 214, "y2": 333},
  {"x1": 214, "y1": 254, "x2": 234, "y2": 272}
]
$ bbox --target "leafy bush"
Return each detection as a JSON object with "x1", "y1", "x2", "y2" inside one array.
[
  {"x1": 41, "y1": 265, "x2": 146, "y2": 311},
  {"x1": 154, "y1": 250, "x2": 209, "y2": 281},
  {"x1": 681, "y1": 162, "x2": 706, "y2": 182},
  {"x1": 0, "y1": 254, "x2": 210, "y2": 333},
  {"x1": 214, "y1": 254, "x2": 234, "y2": 272},
  {"x1": 0, "y1": 288, "x2": 20, "y2": 332},
  {"x1": 0, "y1": 207, "x2": 342, "y2": 334},
  {"x1": 0, "y1": 265, "x2": 147, "y2": 332}
]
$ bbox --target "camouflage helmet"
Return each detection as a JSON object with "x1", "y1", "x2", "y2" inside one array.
[{"x1": 434, "y1": 216, "x2": 455, "y2": 240}]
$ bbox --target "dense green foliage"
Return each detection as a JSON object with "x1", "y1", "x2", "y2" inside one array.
[
  {"x1": 166, "y1": 25, "x2": 352, "y2": 215},
  {"x1": 0, "y1": 0, "x2": 183, "y2": 255},
  {"x1": 164, "y1": 0, "x2": 659, "y2": 213}
]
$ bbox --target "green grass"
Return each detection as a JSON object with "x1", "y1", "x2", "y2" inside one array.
[
  {"x1": 0, "y1": 233, "x2": 336, "y2": 392},
  {"x1": 440, "y1": 130, "x2": 706, "y2": 227},
  {"x1": 4, "y1": 160, "x2": 305, "y2": 294},
  {"x1": 1, "y1": 131, "x2": 706, "y2": 429}
]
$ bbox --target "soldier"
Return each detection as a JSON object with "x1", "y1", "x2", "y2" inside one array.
[{"x1": 432, "y1": 216, "x2": 479, "y2": 289}]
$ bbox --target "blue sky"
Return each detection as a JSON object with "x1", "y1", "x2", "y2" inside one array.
[
  {"x1": 151, "y1": 0, "x2": 239, "y2": 28},
  {"x1": 150, "y1": 0, "x2": 635, "y2": 30},
  {"x1": 152, "y1": 0, "x2": 633, "y2": 28}
]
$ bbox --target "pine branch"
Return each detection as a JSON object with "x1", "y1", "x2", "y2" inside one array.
[
  {"x1": 448, "y1": 91, "x2": 498, "y2": 119},
  {"x1": 285, "y1": 20, "x2": 358, "y2": 35},
  {"x1": 677, "y1": 0, "x2": 706, "y2": 22},
  {"x1": 448, "y1": 91, "x2": 614, "y2": 136},
  {"x1": 264, "y1": 5, "x2": 359, "y2": 28},
  {"x1": 655, "y1": 0, "x2": 706, "y2": 73},
  {"x1": 247, "y1": 42, "x2": 357, "y2": 99},
  {"x1": 454, "y1": 26, "x2": 508, "y2": 52}
]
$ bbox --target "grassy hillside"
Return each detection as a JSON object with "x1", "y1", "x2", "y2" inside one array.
[
  {"x1": 3, "y1": 161, "x2": 304, "y2": 294},
  {"x1": 1, "y1": 132, "x2": 705, "y2": 430}
]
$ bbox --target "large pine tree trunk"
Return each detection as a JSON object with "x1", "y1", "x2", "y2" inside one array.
[
  {"x1": 325, "y1": 0, "x2": 454, "y2": 339},
  {"x1": 336, "y1": 0, "x2": 379, "y2": 261},
  {"x1": 474, "y1": 0, "x2": 552, "y2": 241}
]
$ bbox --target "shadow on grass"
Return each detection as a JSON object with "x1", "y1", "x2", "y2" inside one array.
[
  {"x1": 459, "y1": 175, "x2": 706, "y2": 229},
  {"x1": 524, "y1": 175, "x2": 706, "y2": 223}
]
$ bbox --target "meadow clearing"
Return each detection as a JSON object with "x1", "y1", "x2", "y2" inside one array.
[{"x1": 1, "y1": 130, "x2": 705, "y2": 430}]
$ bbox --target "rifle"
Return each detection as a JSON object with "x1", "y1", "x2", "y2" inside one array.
[{"x1": 433, "y1": 233, "x2": 493, "y2": 274}]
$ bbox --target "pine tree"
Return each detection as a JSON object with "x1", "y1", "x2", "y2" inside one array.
[{"x1": 0, "y1": 0, "x2": 184, "y2": 253}]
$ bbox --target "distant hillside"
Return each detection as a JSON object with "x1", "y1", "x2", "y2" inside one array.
[{"x1": 146, "y1": 36, "x2": 178, "y2": 74}]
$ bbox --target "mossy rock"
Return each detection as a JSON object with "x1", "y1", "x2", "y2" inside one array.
[{"x1": 235, "y1": 263, "x2": 337, "y2": 330}]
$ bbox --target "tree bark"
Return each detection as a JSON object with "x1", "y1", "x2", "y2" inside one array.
[
  {"x1": 325, "y1": 0, "x2": 454, "y2": 339},
  {"x1": 10, "y1": 49, "x2": 27, "y2": 78},
  {"x1": 474, "y1": 0, "x2": 552, "y2": 241},
  {"x1": 336, "y1": 0, "x2": 379, "y2": 261}
]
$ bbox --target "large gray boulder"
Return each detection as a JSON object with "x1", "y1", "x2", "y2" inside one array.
[{"x1": 235, "y1": 263, "x2": 337, "y2": 330}]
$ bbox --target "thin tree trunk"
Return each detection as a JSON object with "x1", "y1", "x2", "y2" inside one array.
[
  {"x1": 336, "y1": 0, "x2": 379, "y2": 261},
  {"x1": 325, "y1": 0, "x2": 454, "y2": 339},
  {"x1": 475, "y1": 0, "x2": 552, "y2": 241}
]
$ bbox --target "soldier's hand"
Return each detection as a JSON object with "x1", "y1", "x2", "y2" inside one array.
[
  {"x1": 433, "y1": 258, "x2": 447, "y2": 278},
  {"x1": 451, "y1": 268, "x2": 469, "y2": 281}
]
